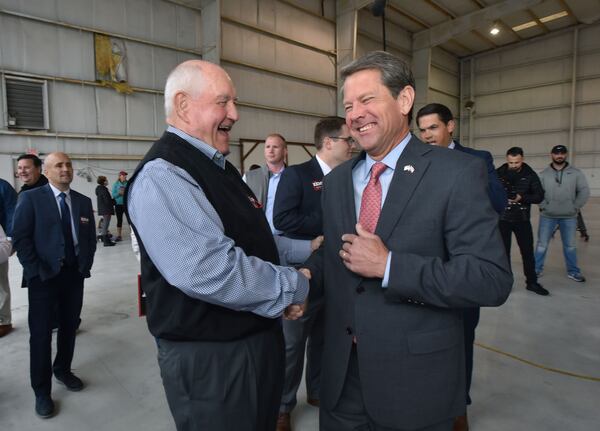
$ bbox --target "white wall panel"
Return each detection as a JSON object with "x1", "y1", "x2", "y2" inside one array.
[
  {"x1": 223, "y1": 0, "x2": 335, "y2": 52},
  {"x1": 231, "y1": 105, "x2": 320, "y2": 145},
  {"x1": 50, "y1": 84, "x2": 97, "y2": 133},
  {"x1": 95, "y1": 88, "x2": 127, "y2": 136},
  {"x1": 221, "y1": 22, "x2": 335, "y2": 83},
  {"x1": 127, "y1": 93, "x2": 158, "y2": 137},
  {"x1": 225, "y1": 65, "x2": 335, "y2": 116},
  {"x1": 475, "y1": 83, "x2": 572, "y2": 114}
]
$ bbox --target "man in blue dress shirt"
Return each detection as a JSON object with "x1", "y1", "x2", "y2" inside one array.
[{"x1": 126, "y1": 60, "x2": 309, "y2": 431}]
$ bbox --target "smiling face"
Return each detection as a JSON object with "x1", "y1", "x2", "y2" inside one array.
[
  {"x1": 17, "y1": 158, "x2": 41, "y2": 186},
  {"x1": 171, "y1": 62, "x2": 238, "y2": 156},
  {"x1": 417, "y1": 113, "x2": 455, "y2": 147},
  {"x1": 343, "y1": 69, "x2": 413, "y2": 160}
]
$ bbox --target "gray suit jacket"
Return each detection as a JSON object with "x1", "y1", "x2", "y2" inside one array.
[
  {"x1": 244, "y1": 165, "x2": 270, "y2": 206},
  {"x1": 306, "y1": 137, "x2": 512, "y2": 429}
]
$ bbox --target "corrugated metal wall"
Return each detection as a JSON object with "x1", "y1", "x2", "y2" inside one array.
[
  {"x1": 0, "y1": 0, "x2": 201, "y2": 199},
  {"x1": 460, "y1": 23, "x2": 600, "y2": 196}
]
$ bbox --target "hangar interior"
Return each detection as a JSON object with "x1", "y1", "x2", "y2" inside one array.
[{"x1": 1, "y1": 1, "x2": 599, "y2": 430}]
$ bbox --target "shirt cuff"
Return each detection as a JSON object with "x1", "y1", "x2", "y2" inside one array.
[
  {"x1": 293, "y1": 270, "x2": 310, "y2": 304},
  {"x1": 381, "y1": 251, "x2": 392, "y2": 288}
]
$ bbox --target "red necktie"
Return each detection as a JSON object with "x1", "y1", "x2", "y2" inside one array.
[{"x1": 358, "y1": 162, "x2": 387, "y2": 233}]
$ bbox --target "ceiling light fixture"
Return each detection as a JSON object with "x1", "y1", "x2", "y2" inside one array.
[
  {"x1": 540, "y1": 10, "x2": 568, "y2": 23},
  {"x1": 512, "y1": 21, "x2": 537, "y2": 32},
  {"x1": 490, "y1": 22, "x2": 500, "y2": 35}
]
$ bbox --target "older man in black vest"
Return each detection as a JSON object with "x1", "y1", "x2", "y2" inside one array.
[{"x1": 126, "y1": 60, "x2": 309, "y2": 431}]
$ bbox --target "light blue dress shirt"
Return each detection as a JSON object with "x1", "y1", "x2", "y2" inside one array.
[
  {"x1": 351, "y1": 132, "x2": 412, "y2": 287},
  {"x1": 128, "y1": 127, "x2": 308, "y2": 319},
  {"x1": 48, "y1": 183, "x2": 79, "y2": 253},
  {"x1": 266, "y1": 170, "x2": 284, "y2": 235}
]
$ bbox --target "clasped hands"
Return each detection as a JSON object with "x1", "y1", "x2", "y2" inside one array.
[{"x1": 284, "y1": 268, "x2": 312, "y2": 320}]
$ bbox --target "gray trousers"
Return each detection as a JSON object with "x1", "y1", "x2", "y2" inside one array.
[
  {"x1": 280, "y1": 296, "x2": 324, "y2": 412},
  {"x1": 101, "y1": 214, "x2": 112, "y2": 236},
  {"x1": 0, "y1": 261, "x2": 11, "y2": 325},
  {"x1": 320, "y1": 347, "x2": 454, "y2": 431},
  {"x1": 157, "y1": 324, "x2": 284, "y2": 431}
]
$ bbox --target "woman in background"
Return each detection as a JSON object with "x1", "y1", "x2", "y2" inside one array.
[{"x1": 95, "y1": 176, "x2": 116, "y2": 247}]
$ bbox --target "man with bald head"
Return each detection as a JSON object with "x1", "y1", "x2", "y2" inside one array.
[
  {"x1": 126, "y1": 60, "x2": 309, "y2": 431},
  {"x1": 13, "y1": 152, "x2": 96, "y2": 419}
]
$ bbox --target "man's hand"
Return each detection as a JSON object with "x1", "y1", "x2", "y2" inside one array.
[
  {"x1": 339, "y1": 223, "x2": 388, "y2": 278},
  {"x1": 310, "y1": 235, "x2": 324, "y2": 251},
  {"x1": 284, "y1": 268, "x2": 311, "y2": 320},
  {"x1": 298, "y1": 268, "x2": 311, "y2": 279},
  {"x1": 508, "y1": 193, "x2": 522, "y2": 204}
]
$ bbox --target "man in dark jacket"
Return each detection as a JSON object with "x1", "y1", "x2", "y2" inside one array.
[{"x1": 497, "y1": 147, "x2": 547, "y2": 295}]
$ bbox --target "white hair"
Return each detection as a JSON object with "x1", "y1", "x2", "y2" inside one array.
[{"x1": 163, "y1": 61, "x2": 205, "y2": 119}]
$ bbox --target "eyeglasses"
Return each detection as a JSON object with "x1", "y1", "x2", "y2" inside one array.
[{"x1": 329, "y1": 136, "x2": 356, "y2": 146}]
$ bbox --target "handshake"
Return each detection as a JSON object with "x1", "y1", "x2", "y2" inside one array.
[{"x1": 284, "y1": 267, "x2": 311, "y2": 320}]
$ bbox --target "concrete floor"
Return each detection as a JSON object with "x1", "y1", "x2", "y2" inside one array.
[{"x1": 1, "y1": 199, "x2": 599, "y2": 431}]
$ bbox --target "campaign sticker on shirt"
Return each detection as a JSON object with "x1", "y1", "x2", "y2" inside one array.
[
  {"x1": 80, "y1": 217, "x2": 90, "y2": 224},
  {"x1": 248, "y1": 196, "x2": 263, "y2": 209},
  {"x1": 312, "y1": 180, "x2": 323, "y2": 191}
]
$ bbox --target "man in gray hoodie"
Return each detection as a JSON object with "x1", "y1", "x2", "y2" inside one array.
[{"x1": 535, "y1": 145, "x2": 589, "y2": 282}]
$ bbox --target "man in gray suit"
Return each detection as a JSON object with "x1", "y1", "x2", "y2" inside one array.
[{"x1": 304, "y1": 51, "x2": 512, "y2": 431}]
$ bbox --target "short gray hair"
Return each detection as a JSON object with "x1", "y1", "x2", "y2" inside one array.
[
  {"x1": 163, "y1": 61, "x2": 205, "y2": 118},
  {"x1": 340, "y1": 51, "x2": 415, "y2": 121}
]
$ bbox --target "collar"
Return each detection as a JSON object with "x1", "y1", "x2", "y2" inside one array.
[
  {"x1": 315, "y1": 154, "x2": 332, "y2": 176},
  {"x1": 448, "y1": 140, "x2": 456, "y2": 149},
  {"x1": 167, "y1": 125, "x2": 226, "y2": 169},
  {"x1": 361, "y1": 132, "x2": 412, "y2": 182},
  {"x1": 49, "y1": 183, "x2": 70, "y2": 198}
]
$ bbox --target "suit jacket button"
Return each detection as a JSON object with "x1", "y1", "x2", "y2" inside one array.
[
  {"x1": 346, "y1": 326, "x2": 353, "y2": 335},
  {"x1": 356, "y1": 286, "x2": 365, "y2": 294}
]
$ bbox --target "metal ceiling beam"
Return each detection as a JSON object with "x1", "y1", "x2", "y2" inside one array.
[
  {"x1": 468, "y1": 0, "x2": 523, "y2": 41},
  {"x1": 387, "y1": 3, "x2": 473, "y2": 54},
  {"x1": 425, "y1": 0, "x2": 499, "y2": 48},
  {"x1": 337, "y1": 0, "x2": 373, "y2": 15},
  {"x1": 413, "y1": 0, "x2": 543, "y2": 50},
  {"x1": 526, "y1": 8, "x2": 550, "y2": 33}
]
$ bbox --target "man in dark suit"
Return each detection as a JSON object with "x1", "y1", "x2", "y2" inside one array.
[
  {"x1": 13, "y1": 152, "x2": 96, "y2": 419},
  {"x1": 304, "y1": 51, "x2": 512, "y2": 431},
  {"x1": 273, "y1": 116, "x2": 353, "y2": 431},
  {"x1": 416, "y1": 102, "x2": 507, "y2": 431}
]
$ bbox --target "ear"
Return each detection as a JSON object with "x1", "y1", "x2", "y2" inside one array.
[
  {"x1": 447, "y1": 119, "x2": 456, "y2": 135},
  {"x1": 396, "y1": 85, "x2": 415, "y2": 118},
  {"x1": 323, "y1": 137, "x2": 333, "y2": 151},
  {"x1": 173, "y1": 91, "x2": 189, "y2": 122}
]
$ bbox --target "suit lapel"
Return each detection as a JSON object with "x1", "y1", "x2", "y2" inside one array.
[
  {"x1": 340, "y1": 155, "x2": 362, "y2": 231},
  {"x1": 42, "y1": 185, "x2": 62, "y2": 224},
  {"x1": 309, "y1": 157, "x2": 324, "y2": 184},
  {"x1": 375, "y1": 138, "x2": 431, "y2": 242}
]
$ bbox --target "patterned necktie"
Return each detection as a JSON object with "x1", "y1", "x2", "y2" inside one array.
[
  {"x1": 59, "y1": 192, "x2": 77, "y2": 266},
  {"x1": 359, "y1": 162, "x2": 387, "y2": 233}
]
